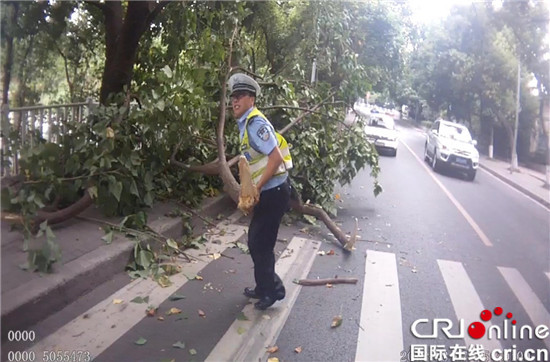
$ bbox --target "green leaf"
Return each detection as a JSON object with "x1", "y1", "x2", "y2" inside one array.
[
  {"x1": 138, "y1": 250, "x2": 154, "y2": 269},
  {"x1": 134, "y1": 337, "x2": 147, "y2": 345},
  {"x1": 110, "y1": 181, "x2": 123, "y2": 202},
  {"x1": 303, "y1": 215, "x2": 317, "y2": 225},
  {"x1": 156, "y1": 274, "x2": 172, "y2": 288},
  {"x1": 130, "y1": 296, "x2": 149, "y2": 304},
  {"x1": 236, "y1": 312, "x2": 249, "y2": 321},
  {"x1": 172, "y1": 341, "x2": 186, "y2": 349},
  {"x1": 237, "y1": 326, "x2": 247, "y2": 335},
  {"x1": 166, "y1": 238, "x2": 179, "y2": 250},
  {"x1": 234, "y1": 242, "x2": 249, "y2": 254},
  {"x1": 129, "y1": 180, "x2": 140, "y2": 197},
  {"x1": 189, "y1": 349, "x2": 197, "y2": 355},
  {"x1": 101, "y1": 231, "x2": 114, "y2": 244}
]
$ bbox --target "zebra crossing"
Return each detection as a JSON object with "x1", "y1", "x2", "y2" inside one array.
[{"x1": 23, "y1": 223, "x2": 549, "y2": 362}]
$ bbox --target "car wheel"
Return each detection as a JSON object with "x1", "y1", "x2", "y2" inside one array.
[
  {"x1": 466, "y1": 169, "x2": 476, "y2": 181},
  {"x1": 431, "y1": 149, "x2": 440, "y2": 172},
  {"x1": 424, "y1": 145, "x2": 429, "y2": 162}
]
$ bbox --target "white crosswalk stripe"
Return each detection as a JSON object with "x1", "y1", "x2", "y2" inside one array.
[
  {"x1": 438, "y1": 260, "x2": 502, "y2": 351},
  {"x1": 498, "y1": 266, "x2": 550, "y2": 349},
  {"x1": 355, "y1": 250, "x2": 403, "y2": 362},
  {"x1": 206, "y1": 237, "x2": 321, "y2": 362}
]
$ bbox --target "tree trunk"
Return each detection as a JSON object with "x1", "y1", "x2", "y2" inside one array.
[
  {"x1": 7, "y1": 1, "x2": 171, "y2": 229},
  {"x1": 1, "y1": 2, "x2": 17, "y2": 107},
  {"x1": 98, "y1": 1, "x2": 169, "y2": 104}
]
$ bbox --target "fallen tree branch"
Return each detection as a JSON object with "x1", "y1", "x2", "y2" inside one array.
[
  {"x1": 289, "y1": 198, "x2": 350, "y2": 248},
  {"x1": 295, "y1": 277, "x2": 358, "y2": 286}
]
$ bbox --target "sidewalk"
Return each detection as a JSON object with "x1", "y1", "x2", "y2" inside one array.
[
  {"x1": 1, "y1": 194, "x2": 238, "y2": 341},
  {"x1": 479, "y1": 156, "x2": 550, "y2": 209}
]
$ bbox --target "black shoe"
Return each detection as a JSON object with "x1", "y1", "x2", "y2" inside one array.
[
  {"x1": 254, "y1": 292, "x2": 285, "y2": 310},
  {"x1": 254, "y1": 295, "x2": 278, "y2": 310},
  {"x1": 244, "y1": 287, "x2": 261, "y2": 299}
]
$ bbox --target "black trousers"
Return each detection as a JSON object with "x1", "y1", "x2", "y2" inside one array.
[{"x1": 248, "y1": 179, "x2": 290, "y2": 298}]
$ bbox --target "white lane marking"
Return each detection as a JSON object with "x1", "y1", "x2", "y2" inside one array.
[
  {"x1": 498, "y1": 267, "x2": 550, "y2": 348},
  {"x1": 27, "y1": 223, "x2": 247, "y2": 359},
  {"x1": 438, "y1": 260, "x2": 502, "y2": 351},
  {"x1": 479, "y1": 167, "x2": 550, "y2": 213},
  {"x1": 355, "y1": 250, "x2": 403, "y2": 362},
  {"x1": 401, "y1": 139, "x2": 493, "y2": 247},
  {"x1": 206, "y1": 237, "x2": 321, "y2": 362}
]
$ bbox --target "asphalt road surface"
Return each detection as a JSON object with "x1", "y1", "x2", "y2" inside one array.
[{"x1": 8, "y1": 124, "x2": 550, "y2": 362}]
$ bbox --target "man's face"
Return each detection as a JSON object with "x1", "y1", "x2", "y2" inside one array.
[{"x1": 231, "y1": 91, "x2": 255, "y2": 119}]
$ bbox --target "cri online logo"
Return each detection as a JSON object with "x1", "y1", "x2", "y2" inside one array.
[{"x1": 411, "y1": 307, "x2": 550, "y2": 341}]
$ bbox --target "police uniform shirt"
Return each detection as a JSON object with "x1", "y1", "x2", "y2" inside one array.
[{"x1": 237, "y1": 107, "x2": 288, "y2": 192}]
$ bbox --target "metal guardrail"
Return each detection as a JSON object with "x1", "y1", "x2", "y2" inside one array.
[{"x1": 1, "y1": 98, "x2": 97, "y2": 176}]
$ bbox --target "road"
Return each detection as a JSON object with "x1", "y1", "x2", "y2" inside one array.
[{"x1": 6, "y1": 124, "x2": 550, "y2": 362}]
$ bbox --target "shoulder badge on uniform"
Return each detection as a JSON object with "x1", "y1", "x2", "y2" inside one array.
[{"x1": 257, "y1": 126, "x2": 270, "y2": 141}]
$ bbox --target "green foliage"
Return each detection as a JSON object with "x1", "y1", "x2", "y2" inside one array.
[{"x1": 4, "y1": 0, "x2": 399, "y2": 273}]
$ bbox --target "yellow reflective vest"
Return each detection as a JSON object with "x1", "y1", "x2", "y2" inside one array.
[{"x1": 241, "y1": 108, "x2": 293, "y2": 185}]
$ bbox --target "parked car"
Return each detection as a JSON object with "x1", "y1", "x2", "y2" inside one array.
[
  {"x1": 424, "y1": 119, "x2": 479, "y2": 181},
  {"x1": 365, "y1": 114, "x2": 399, "y2": 157}
]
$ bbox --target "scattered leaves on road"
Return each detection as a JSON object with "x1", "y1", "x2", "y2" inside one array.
[
  {"x1": 113, "y1": 299, "x2": 123, "y2": 304},
  {"x1": 331, "y1": 315, "x2": 343, "y2": 328},
  {"x1": 189, "y1": 349, "x2": 197, "y2": 355},
  {"x1": 198, "y1": 309, "x2": 206, "y2": 318},
  {"x1": 134, "y1": 337, "x2": 147, "y2": 345},
  {"x1": 327, "y1": 250, "x2": 335, "y2": 256},
  {"x1": 130, "y1": 296, "x2": 149, "y2": 304},
  {"x1": 169, "y1": 293, "x2": 186, "y2": 301},
  {"x1": 157, "y1": 316, "x2": 165, "y2": 321},
  {"x1": 326, "y1": 283, "x2": 333, "y2": 288},
  {"x1": 295, "y1": 346, "x2": 303, "y2": 353},
  {"x1": 266, "y1": 346, "x2": 279, "y2": 354},
  {"x1": 172, "y1": 341, "x2": 186, "y2": 349},
  {"x1": 237, "y1": 326, "x2": 247, "y2": 335},
  {"x1": 267, "y1": 358, "x2": 279, "y2": 362},
  {"x1": 167, "y1": 307, "x2": 182, "y2": 315},
  {"x1": 195, "y1": 275, "x2": 204, "y2": 281},
  {"x1": 157, "y1": 275, "x2": 173, "y2": 288}
]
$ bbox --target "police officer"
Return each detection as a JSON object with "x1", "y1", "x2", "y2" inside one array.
[{"x1": 228, "y1": 73, "x2": 292, "y2": 310}]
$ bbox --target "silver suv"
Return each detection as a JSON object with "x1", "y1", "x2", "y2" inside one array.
[{"x1": 424, "y1": 120, "x2": 479, "y2": 181}]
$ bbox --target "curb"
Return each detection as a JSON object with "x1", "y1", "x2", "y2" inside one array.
[
  {"x1": 1, "y1": 193, "x2": 237, "y2": 340},
  {"x1": 479, "y1": 164, "x2": 550, "y2": 209}
]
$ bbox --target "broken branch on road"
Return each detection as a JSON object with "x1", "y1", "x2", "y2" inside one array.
[{"x1": 295, "y1": 277, "x2": 358, "y2": 286}]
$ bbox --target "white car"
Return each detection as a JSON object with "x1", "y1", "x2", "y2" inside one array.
[
  {"x1": 365, "y1": 114, "x2": 399, "y2": 157},
  {"x1": 424, "y1": 119, "x2": 479, "y2": 181}
]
